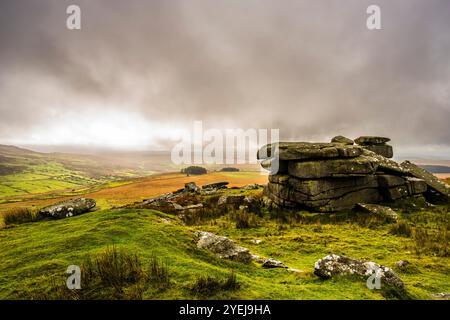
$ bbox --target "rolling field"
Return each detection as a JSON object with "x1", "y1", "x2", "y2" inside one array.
[{"x1": 0, "y1": 171, "x2": 268, "y2": 216}]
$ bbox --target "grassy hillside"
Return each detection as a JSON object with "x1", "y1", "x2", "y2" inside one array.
[{"x1": 0, "y1": 195, "x2": 449, "y2": 299}]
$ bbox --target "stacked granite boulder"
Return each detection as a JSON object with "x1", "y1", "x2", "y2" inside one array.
[
  {"x1": 258, "y1": 136, "x2": 449, "y2": 212},
  {"x1": 354, "y1": 136, "x2": 393, "y2": 158}
]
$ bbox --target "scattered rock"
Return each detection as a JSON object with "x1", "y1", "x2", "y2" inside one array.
[
  {"x1": 143, "y1": 193, "x2": 176, "y2": 204},
  {"x1": 243, "y1": 183, "x2": 263, "y2": 190},
  {"x1": 184, "y1": 182, "x2": 200, "y2": 193},
  {"x1": 287, "y1": 268, "x2": 304, "y2": 274},
  {"x1": 195, "y1": 231, "x2": 252, "y2": 263},
  {"x1": 40, "y1": 198, "x2": 96, "y2": 219},
  {"x1": 356, "y1": 203, "x2": 398, "y2": 222},
  {"x1": 202, "y1": 181, "x2": 229, "y2": 190},
  {"x1": 217, "y1": 194, "x2": 245, "y2": 207},
  {"x1": 314, "y1": 254, "x2": 405, "y2": 290},
  {"x1": 331, "y1": 135, "x2": 354, "y2": 145},
  {"x1": 251, "y1": 239, "x2": 263, "y2": 244},
  {"x1": 251, "y1": 254, "x2": 265, "y2": 263},
  {"x1": 432, "y1": 292, "x2": 450, "y2": 299},
  {"x1": 262, "y1": 258, "x2": 288, "y2": 269},
  {"x1": 182, "y1": 203, "x2": 203, "y2": 211}
]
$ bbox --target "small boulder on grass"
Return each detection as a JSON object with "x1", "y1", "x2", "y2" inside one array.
[
  {"x1": 314, "y1": 254, "x2": 406, "y2": 297},
  {"x1": 262, "y1": 258, "x2": 288, "y2": 269},
  {"x1": 195, "y1": 231, "x2": 252, "y2": 263},
  {"x1": 40, "y1": 198, "x2": 96, "y2": 219}
]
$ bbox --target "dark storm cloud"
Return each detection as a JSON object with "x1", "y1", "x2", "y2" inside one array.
[{"x1": 0, "y1": 0, "x2": 449, "y2": 155}]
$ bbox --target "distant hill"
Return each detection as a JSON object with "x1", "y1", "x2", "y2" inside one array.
[{"x1": 418, "y1": 165, "x2": 450, "y2": 173}]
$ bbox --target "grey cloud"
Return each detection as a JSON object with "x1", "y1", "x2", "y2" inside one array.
[{"x1": 0, "y1": 0, "x2": 449, "y2": 156}]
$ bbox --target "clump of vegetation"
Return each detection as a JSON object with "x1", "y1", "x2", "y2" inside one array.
[
  {"x1": 220, "y1": 167, "x2": 240, "y2": 172},
  {"x1": 231, "y1": 210, "x2": 259, "y2": 229},
  {"x1": 32, "y1": 246, "x2": 173, "y2": 300},
  {"x1": 3, "y1": 207, "x2": 43, "y2": 226},
  {"x1": 148, "y1": 254, "x2": 170, "y2": 289},
  {"x1": 412, "y1": 227, "x2": 449, "y2": 257},
  {"x1": 82, "y1": 246, "x2": 145, "y2": 290},
  {"x1": 389, "y1": 221, "x2": 413, "y2": 237},
  {"x1": 181, "y1": 166, "x2": 207, "y2": 175},
  {"x1": 190, "y1": 272, "x2": 240, "y2": 297}
]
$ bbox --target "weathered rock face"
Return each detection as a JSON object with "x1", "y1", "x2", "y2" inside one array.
[
  {"x1": 355, "y1": 136, "x2": 393, "y2": 158},
  {"x1": 314, "y1": 254, "x2": 405, "y2": 290},
  {"x1": 355, "y1": 136, "x2": 390, "y2": 145},
  {"x1": 257, "y1": 142, "x2": 363, "y2": 161},
  {"x1": 288, "y1": 156, "x2": 378, "y2": 178},
  {"x1": 40, "y1": 198, "x2": 96, "y2": 219},
  {"x1": 401, "y1": 161, "x2": 450, "y2": 201},
  {"x1": 195, "y1": 231, "x2": 252, "y2": 263},
  {"x1": 363, "y1": 145, "x2": 393, "y2": 158},
  {"x1": 259, "y1": 136, "x2": 443, "y2": 212}
]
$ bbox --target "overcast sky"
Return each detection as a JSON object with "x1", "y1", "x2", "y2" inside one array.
[{"x1": 0, "y1": 0, "x2": 449, "y2": 158}]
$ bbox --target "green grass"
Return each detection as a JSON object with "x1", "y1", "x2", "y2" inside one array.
[
  {"x1": 0, "y1": 162, "x2": 102, "y2": 197},
  {"x1": 0, "y1": 203, "x2": 449, "y2": 299}
]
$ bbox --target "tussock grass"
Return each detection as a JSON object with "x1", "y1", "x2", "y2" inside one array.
[
  {"x1": 3, "y1": 207, "x2": 43, "y2": 226},
  {"x1": 412, "y1": 227, "x2": 449, "y2": 257},
  {"x1": 231, "y1": 210, "x2": 259, "y2": 229},
  {"x1": 190, "y1": 272, "x2": 240, "y2": 297},
  {"x1": 148, "y1": 253, "x2": 170, "y2": 289},
  {"x1": 389, "y1": 221, "x2": 413, "y2": 237}
]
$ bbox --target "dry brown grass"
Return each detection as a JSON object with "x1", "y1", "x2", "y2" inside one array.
[{"x1": 0, "y1": 171, "x2": 267, "y2": 214}]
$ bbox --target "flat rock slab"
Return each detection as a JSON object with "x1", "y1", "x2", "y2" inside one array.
[
  {"x1": 355, "y1": 136, "x2": 391, "y2": 145},
  {"x1": 356, "y1": 203, "x2": 398, "y2": 222},
  {"x1": 195, "y1": 231, "x2": 252, "y2": 263},
  {"x1": 202, "y1": 181, "x2": 229, "y2": 190},
  {"x1": 257, "y1": 142, "x2": 363, "y2": 161},
  {"x1": 401, "y1": 161, "x2": 449, "y2": 199},
  {"x1": 288, "y1": 156, "x2": 378, "y2": 179},
  {"x1": 362, "y1": 149, "x2": 407, "y2": 174},
  {"x1": 40, "y1": 198, "x2": 96, "y2": 219}
]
